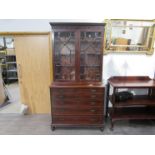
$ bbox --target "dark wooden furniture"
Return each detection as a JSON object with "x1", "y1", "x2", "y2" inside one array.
[
  {"x1": 50, "y1": 23, "x2": 105, "y2": 131},
  {"x1": 107, "y1": 76, "x2": 155, "y2": 130}
]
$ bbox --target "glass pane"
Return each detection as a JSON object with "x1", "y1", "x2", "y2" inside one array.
[
  {"x1": 80, "y1": 67, "x2": 101, "y2": 81},
  {"x1": 54, "y1": 32, "x2": 75, "y2": 81},
  {"x1": 0, "y1": 37, "x2": 14, "y2": 50},
  {"x1": 5, "y1": 37, "x2": 14, "y2": 49},
  {"x1": 0, "y1": 37, "x2": 5, "y2": 48},
  {"x1": 80, "y1": 32, "x2": 102, "y2": 81},
  {"x1": 111, "y1": 27, "x2": 149, "y2": 46}
]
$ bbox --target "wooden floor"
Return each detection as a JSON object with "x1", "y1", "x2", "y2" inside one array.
[{"x1": 0, "y1": 114, "x2": 155, "y2": 135}]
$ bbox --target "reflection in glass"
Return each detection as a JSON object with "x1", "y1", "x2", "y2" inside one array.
[
  {"x1": 80, "y1": 32, "x2": 102, "y2": 81},
  {"x1": 54, "y1": 32, "x2": 75, "y2": 81},
  {"x1": 5, "y1": 37, "x2": 14, "y2": 49}
]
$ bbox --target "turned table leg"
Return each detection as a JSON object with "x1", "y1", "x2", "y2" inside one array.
[
  {"x1": 110, "y1": 118, "x2": 114, "y2": 131},
  {"x1": 51, "y1": 125, "x2": 56, "y2": 131}
]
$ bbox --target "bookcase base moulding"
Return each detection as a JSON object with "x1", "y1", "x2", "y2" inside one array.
[{"x1": 50, "y1": 23, "x2": 105, "y2": 131}]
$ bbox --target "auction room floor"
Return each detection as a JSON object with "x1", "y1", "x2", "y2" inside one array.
[
  {"x1": 0, "y1": 114, "x2": 155, "y2": 135},
  {"x1": 0, "y1": 83, "x2": 21, "y2": 114}
]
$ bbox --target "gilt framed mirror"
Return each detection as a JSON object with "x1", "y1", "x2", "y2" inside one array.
[{"x1": 104, "y1": 19, "x2": 155, "y2": 55}]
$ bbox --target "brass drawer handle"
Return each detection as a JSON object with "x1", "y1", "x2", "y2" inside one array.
[
  {"x1": 59, "y1": 95, "x2": 64, "y2": 98},
  {"x1": 90, "y1": 102, "x2": 96, "y2": 105},
  {"x1": 90, "y1": 118, "x2": 97, "y2": 121},
  {"x1": 90, "y1": 109, "x2": 96, "y2": 112},
  {"x1": 91, "y1": 89, "x2": 97, "y2": 92}
]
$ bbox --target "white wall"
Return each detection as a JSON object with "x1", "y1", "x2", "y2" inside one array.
[
  {"x1": 0, "y1": 19, "x2": 154, "y2": 84},
  {"x1": 0, "y1": 19, "x2": 103, "y2": 32},
  {"x1": 103, "y1": 52, "x2": 155, "y2": 83},
  {"x1": 0, "y1": 19, "x2": 51, "y2": 31}
]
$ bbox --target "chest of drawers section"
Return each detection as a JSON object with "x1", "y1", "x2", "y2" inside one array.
[{"x1": 50, "y1": 86, "x2": 105, "y2": 130}]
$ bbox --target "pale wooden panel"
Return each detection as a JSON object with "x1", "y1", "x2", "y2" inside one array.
[
  {"x1": 14, "y1": 34, "x2": 52, "y2": 114},
  {"x1": 0, "y1": 70, "x2": 5, "y2": 104}
]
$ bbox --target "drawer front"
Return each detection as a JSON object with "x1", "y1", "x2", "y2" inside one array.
[
  {"x1": 52, "y1": 88, "x2": 104, "y2": 103},
  {"x1": 53, "y1": 97, "x2": 104, "y2": 103},
  {"x1": 52, "y1": 115, "x2": 103, "y2": 125},
  {"x1": 53, "y1": 93, "x2": 104, "y2": 100},
  {"x1": 52, "y1": 100, "x2": 103, "y2": 107},
  {"x1": 52, "y1": 107, "x2": 103, "y2": 115},
  {"x1": 52, "y1": 88, "x2": 104, "y2": 95}
]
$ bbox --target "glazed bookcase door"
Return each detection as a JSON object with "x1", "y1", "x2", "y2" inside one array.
[
  {"x1": 80, "y1": 31, "x2": 103, "y2": 81},
  {"x1": 54, "y1": 31, "x2": 76, "y2": 81}
]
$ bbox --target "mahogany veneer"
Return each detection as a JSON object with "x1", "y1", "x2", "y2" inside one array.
[
  {"x1": 50, "y1": 23, "x2": 105, "y2": 131},
  {"x1": 50, "y1": 84, "x2": 105, "y2": 130}
]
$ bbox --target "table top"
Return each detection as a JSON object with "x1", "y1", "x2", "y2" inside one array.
[{"x1": 108, "y1": 76, "x2": 155, "y2": 88}]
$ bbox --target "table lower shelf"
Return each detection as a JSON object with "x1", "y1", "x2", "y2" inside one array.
[
  {"x1": 110, "y1": 106, "x2": 155, "y2": 121},
  {"x1": 109, "y1": 95, "x2": 155, "y2": 107}
]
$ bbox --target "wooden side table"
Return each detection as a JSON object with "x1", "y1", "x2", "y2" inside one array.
[{"x1": 107, "y1": 76, "x2": 155, "y2": 130}]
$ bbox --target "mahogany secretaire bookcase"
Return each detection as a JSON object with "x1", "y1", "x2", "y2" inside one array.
[{"x1": 50, "y1": 23, "x2": 105, "y2": 131}]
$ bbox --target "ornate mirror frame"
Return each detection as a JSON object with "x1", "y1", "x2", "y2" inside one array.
[{"x1": 104, "y1": 19, "x2": 155, "y2": 55}]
